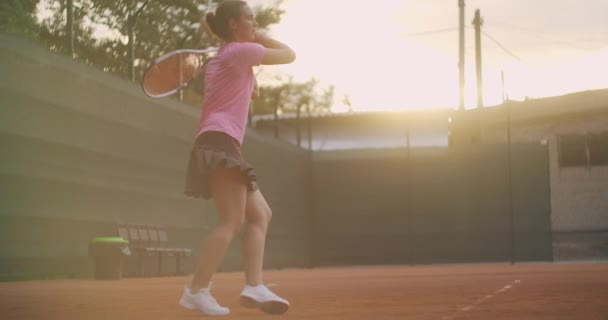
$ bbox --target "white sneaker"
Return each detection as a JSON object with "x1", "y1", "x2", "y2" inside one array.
[
  {"x1": 240, "y1": 284, "x2": 290, "y2": 315},
  {"x1": 179, "y1": 284, "x2": 230, "y2": 316}
]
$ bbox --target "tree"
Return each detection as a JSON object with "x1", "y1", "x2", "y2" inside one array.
[
  {"x1": 36, "y1": 1, "x2": 98, "y2": 59},
  {"x1": 2, "y1": 0, "x2": 333, "y2": 111},
  {"x1": 254, "y1": 78, "x2": 334, "y2": 115},
  {"x1": 25, "y1": 1, "x2": 282, "y2": 78},
  {"x1": 0, "y1": 0, "x2": 40, "y2": 37}
]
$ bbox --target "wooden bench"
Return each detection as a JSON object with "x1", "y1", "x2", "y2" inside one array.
[{"x1": 117, "y1": 223, "x2": 193, "y2": 276}]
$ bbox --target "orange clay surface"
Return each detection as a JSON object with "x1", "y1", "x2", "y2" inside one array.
[{"x1": 1, "y1": 263, "x2": 608, "y2": 320}]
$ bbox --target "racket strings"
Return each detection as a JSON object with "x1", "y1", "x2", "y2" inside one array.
[{"x1": 142, "y1": 52, "x2": 204, "y2": 97}]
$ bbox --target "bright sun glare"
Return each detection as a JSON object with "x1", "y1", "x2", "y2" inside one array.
[{"x1": 256, "y1": 0, "x2": 608, "y2": 112}]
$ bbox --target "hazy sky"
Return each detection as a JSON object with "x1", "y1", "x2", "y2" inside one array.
[{"x1": 249, "y1": 0, "x2": 608, "y2": 111}]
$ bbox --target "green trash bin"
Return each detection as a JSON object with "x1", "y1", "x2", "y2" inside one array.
[{"x1": 89, "y1": 237, "x2": 130, "y2": 280}]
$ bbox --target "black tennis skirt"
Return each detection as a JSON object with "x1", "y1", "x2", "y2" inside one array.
[{"x1": 184, "y1": 131, "x2": 258, "y2": 199}]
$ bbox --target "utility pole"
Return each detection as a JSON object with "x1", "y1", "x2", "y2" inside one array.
[
  {"x1": 458, "y1": 0, "x2": 465, "y2": 110},
  {"x1": 66, "y1": 0, "x2": 74, "y2": 58},
  {"x1": 273, "y1": 90, "x2": 281, "y2": 139},
  {"x1": 473, "y1": 9, "x2": 484, "y2": 108},
  {"x1": 296, "y1": 104, "x2": 302, "y2": 148},
  {"x1": 501, "y1": 70, "x2": 506, "y2": 104},
  {"x1": 307, "y1": 103, "x2": 312, "y2": 151},
  {"x1": 506, "y1": 83, "x2": 514, "y2": 264}
]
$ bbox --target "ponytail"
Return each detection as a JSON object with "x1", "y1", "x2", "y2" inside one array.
[
  {"x1": 205, "y1": 12, "x2": 220, "y2": 37},
  {"x1": 204, "y1": 0, "x2": 247, "y2": 41}
]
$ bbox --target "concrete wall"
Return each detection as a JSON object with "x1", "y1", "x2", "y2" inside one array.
[
  {"x1": 469, "y1": 105, "x2": 608, "y2": 260},
  {"x1": 482, "y1": 112, "x2": 608, "y2": 231}
]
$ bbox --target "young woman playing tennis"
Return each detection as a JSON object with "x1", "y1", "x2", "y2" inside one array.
[{"x1": 179, "y1": 0, "x2": 295, "y2": 316}]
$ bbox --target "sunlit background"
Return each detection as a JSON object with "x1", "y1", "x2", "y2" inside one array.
[
  {"x1": 251, "y1": 0, "x2": 608, "y2": 112},
  {"x1": 36, "y1": 0, "x2": 608, "y2": 112}
]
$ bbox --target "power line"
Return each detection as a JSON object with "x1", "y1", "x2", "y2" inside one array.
[
  {"x1": 486, "y1": 20, "x2": 606, "y2": 49},
  {"x1": 400, "y1": 25, "x2": 527, "y2": 66},
  {"x1": 402, "y1": 27, "x2": 459, "y2": 38},
  {"x1": 481, "y1": 30, "x2": 526, "y2": 64}
]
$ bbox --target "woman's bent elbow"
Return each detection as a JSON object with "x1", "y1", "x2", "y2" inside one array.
[
  {"x1": 287, "y1": 50, "x2": 296, "y2": 63},
  {"x1": 261, "y1": 48, "x2": 297, "y2": 65}
]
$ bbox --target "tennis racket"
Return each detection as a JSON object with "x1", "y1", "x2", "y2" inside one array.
[{"x1": 141, "y1": 48, "x2": 217, "y2": 98}]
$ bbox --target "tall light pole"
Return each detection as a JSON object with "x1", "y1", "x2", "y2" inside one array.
[
  {"x1": 473, "y1": 9, "x2": 484, "y2": 108},
  {"x1": 458, "y1": 0, "x2": 465, "y2": 110}
]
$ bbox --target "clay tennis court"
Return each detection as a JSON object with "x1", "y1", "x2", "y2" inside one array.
[{"x1": 1, "y1": 262, "x2": 607, "y2": 320}]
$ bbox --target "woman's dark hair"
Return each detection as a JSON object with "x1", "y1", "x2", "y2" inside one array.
[{"x1": 206, "y1": 0, "x2": 248, "y2": 40}]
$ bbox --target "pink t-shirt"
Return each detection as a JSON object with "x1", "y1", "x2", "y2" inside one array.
[{"x1": 195, "y1": 42, "x2": 265, "y2": 145}]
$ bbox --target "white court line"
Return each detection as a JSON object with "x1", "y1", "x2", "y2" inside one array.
[{"x1": 441, "y1": 280, "x2": 521, "y2": 320}]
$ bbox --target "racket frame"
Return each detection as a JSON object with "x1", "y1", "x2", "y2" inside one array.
[{"x1": 141, "y1": 48, "x2": 218, "y2": 98}]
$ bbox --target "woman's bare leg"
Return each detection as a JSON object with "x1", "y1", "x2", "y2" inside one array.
[
  {"x1": 190, "y1": 168, "x2": 247, "y2": 291},
  {"x1": 242, "y1": 190, "x2": 272, "y2": 286}
]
